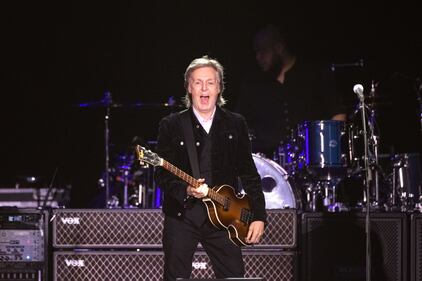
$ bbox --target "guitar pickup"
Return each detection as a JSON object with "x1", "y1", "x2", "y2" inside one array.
[{"x1": 240, "y1": 208, "x2": 252, "y2": 224}]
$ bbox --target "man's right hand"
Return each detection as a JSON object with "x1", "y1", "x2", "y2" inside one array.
[{"x1": 187, "y1": 178, "x2": 209, "y2": 198}]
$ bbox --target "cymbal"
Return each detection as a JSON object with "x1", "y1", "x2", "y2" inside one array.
[{"x1": 76, "y1": 100, "x2": 183, "y2": 109}]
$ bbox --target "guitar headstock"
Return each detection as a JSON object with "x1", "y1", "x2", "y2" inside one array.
[{"x1": 135, "y1": 145, "x2": 162, "y2": 167}]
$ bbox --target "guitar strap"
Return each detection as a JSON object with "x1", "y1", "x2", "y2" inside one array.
[{"x1": 180, "y1": 110, "x2": 201, "y2": 179}]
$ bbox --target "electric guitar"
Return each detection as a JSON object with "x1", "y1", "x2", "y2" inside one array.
[{"x1": 135, "y1": 145, "x2": 253, "y2": 246}]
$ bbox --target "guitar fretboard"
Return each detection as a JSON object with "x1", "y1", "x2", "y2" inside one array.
[
  {"x1": 162, "y1": 160, "x2": 199, "y2": 188},
  {"x1": 161, "y1": 160, "x2": 227, "y2": 207}
]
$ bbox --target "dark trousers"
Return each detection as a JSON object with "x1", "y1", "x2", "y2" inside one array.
[{"x1": 163, "y1": 214, "x2": 245, "y2": 281}]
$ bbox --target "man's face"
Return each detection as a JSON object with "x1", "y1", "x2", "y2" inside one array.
[
  {"x1": 188, "y1": 66, "x2": 220, "y2": 115},
  {"x1": 255, "y1": 47, "x2": 277, "y2": 72}
]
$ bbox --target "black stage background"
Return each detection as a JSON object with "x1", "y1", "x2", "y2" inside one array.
[{"x1": 1, "y1": 1, "x2": 421, "y2": 207}]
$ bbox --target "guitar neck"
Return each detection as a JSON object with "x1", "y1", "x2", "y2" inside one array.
[
  {"x1": 162, "y1": 160, "x2": 200, "y2": 188},
  {"x1": 161, "y1": 160, "x2": 222, "y2": 202}
]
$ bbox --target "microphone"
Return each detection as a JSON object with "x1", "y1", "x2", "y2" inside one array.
[{"x1": 353, "y1": 84, "x2": 364, "y2": 100}]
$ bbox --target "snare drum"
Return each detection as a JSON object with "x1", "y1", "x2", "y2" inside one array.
[{"x1": 298, "y1": 120, "x2": 347, "y2": 170}]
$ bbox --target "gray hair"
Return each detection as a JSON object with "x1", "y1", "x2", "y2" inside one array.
[{"x1": 183, "y1": 55, "x2": 226, "y2": 107}]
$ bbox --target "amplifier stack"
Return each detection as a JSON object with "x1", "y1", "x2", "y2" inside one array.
[
  {"x1": 3, "y1": 207, "x2": 422, "y2": 280},
  {"x1": 51, "y1": 209, "x2": 299, "y2": 280}
]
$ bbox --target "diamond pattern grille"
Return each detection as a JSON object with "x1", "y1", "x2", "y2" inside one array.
[
  {"x1": 54, "y1": 251, "x2": 296, "y2": 281},
  {"x1": 52, "y1": 209, "x2": 297, "y2": 249},
  {"x1": 260, "y1": 210, "x2": 297, "y2": 248},
  {"x1": 52, "y1": 209, "x2": 164, "y2": 248},
  {"x1": 243, "y1": 251, "x2": 296, "y2": 280}
]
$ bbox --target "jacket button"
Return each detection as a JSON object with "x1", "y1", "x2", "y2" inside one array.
[
  {"x1": 228, "y1": 134, "x2": 233, "y2": 139},
  {"x1": 196, "y1": 125, "x2": 200, "y2": 129},
  {"x1": 180, "y1": 141, "x2": 184, "y2": 146},
  {"x1": 177, "y1": 212, "x2": 182, "y2": 217},
  {"x1": 196, "y1": 142, "x2": 200, "y2": 146}
]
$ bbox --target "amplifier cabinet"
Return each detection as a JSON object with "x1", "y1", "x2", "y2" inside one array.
[
  {"x1": 53, "y1": 250, "x2": 297, "y2": 281},
  {"x1": 411, "y1": 213, "x2": 422, "y2": 281},
  {"x1": 52, "y1": 209, "x2": 297, "y2": 249},
  {"x1": 52, "y1": 209, "x2": 164, "y2": 249},
  {"x1": 260, "y1": 209, "x2": 297, "y2": 249},
  {"x1": 0, "y1": 209, "x2": 48, "y2": 280},
  {"x1": 301, "y1": 212, "x2": 407, "y2": 281}
]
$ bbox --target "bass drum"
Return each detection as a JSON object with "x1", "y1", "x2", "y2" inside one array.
[{"x1": 252, "y1": 153, "x2": 299, "y2": 209}]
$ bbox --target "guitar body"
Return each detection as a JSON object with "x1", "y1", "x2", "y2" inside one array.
[
  {"x1": 135, "y1": 145, "x2": 254, "y2": 247},
  {"x1": 202, "y1": 184, "x2": 252, "y2": 246}
]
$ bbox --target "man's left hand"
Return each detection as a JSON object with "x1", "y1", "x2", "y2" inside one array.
[{"x1": 245, "y1": 220, "x2": 265, "y2": 244}]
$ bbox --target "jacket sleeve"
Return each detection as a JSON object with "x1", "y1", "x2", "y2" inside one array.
[
  {"x1": 235, "y1": 115, "x2": 267, "y2": 222},
  {"x1": 154, "y1": 116, "x2": 188, "y2": 206}
]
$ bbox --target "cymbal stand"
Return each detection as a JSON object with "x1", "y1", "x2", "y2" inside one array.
[
  {"x1": 368, "y1": 81, "x2": 381, "y2": 208},
  {"x1": 103, "y1": 91, "x2": 112, "y2": 208},
  {"x1": 416, "y1": 78, "x2": 422, "y2": 134}
]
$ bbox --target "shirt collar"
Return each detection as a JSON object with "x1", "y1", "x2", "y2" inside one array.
[{"x1": 192, "y1": 106, "x2": 216, "y2": 123}]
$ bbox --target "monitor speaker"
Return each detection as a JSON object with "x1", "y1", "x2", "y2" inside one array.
[
  {"x1": 301, "y1": 212, "x2": 407, "y2": 281},
  {"x1": 411, "y1": 213, "x2": 422, "y2": 281}
]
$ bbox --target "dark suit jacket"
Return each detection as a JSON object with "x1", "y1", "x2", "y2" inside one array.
[{"x1": 155, "y1": 106, "x2": 266, "y2": 222}]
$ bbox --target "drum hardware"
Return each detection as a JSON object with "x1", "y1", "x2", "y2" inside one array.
[
  {"x1": 112, "y1": 151, "x2": 135, "y2": 208},
  {"x1": 275, "y1": 133, "x2": 303, "y2": 175},
  {"x1": 305, "y1": 181, "x2": 330, "y2": 212},
  {"x1": 98, "y1": 146, "x2": 156, "y2": 209},
  {"x1": 77, "y1": 91, "x2": 114, "y2": 207},
  {"x1": 303, "y1": 176, "x2": 348, "y2": 212},
  {"x1": 77, "y1": 95, "x2": 180, "y2": 208},
  {"x1": 415, "y1": 77, "x2": 422, "y2": 134},
  {"x1": 350, "y1": 82, "x2": 386, "y2": 210},
  {"x1": 388, "y1": 153, "x2": 422, "y2": 212},
  {"x1": 330, "y1": 58, "x2": 364, "y2": 72},
  {"x1": 368, "y1": 82, "x2": 382, "y2": 209}
]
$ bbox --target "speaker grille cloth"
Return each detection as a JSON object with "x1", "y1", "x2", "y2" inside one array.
[
  {"x1": 53, "y1": 209, "x2": 297, "y2": 248},
  {"x1": 303, "y1": 213, "x2": 405, "y2": 281},
  {"x1": 413, "y1": 215, "x2": 422, "y2": 281},
  {"x1": 53, "y1": 251, "x2": 296, "y2": 281},
  {"x1": 261, "y1": 210, "x2": 297, "y2": 248},
  {"x1": 52, "y1": 209, "x2": 164, "y2": 248}
]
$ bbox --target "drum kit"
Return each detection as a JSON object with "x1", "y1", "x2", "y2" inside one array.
[
  {"x1": 82, "y1": 86, "x2": 422, "y2": 212},
  {"x1": 255, "y1": 82, "x2": 422, "y2": 212}
]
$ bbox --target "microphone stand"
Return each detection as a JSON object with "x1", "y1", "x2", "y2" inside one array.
[{"x1": 358, "y1": 88, "x2": 372, "y2": 281}]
